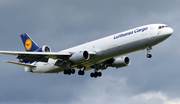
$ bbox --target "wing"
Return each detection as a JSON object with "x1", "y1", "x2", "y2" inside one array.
[
  {"x1": 0, "y1": 51, "x2": 71, "y2": 62},
  {"x1": 0, "y1": 50, "x2": 96, "y2": 62}
]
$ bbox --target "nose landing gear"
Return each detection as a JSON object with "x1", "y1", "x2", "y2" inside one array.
[
  {"x1": 146, "y1": 46, "x2": 152, "y2": 58},
  {"x1": 146, "y1": 54, "x2": 152, "y2": 58}
]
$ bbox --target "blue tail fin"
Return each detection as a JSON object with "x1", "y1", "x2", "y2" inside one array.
[{"x1": 20, "y1": 33, "x2": 39, "y2": 52}]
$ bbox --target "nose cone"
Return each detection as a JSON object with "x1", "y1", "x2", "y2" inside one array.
[{"x1": 167, "y1": 27, "x2": 173, "y2": 35}]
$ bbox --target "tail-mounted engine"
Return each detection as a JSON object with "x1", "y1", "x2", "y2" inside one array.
[
  {"x1": 36, "y1": 45, "x2": 51, "y2": 52},
  {"x1": 41, "y1": 45, "x2": 51, "y2": 52},
  {"x1": 112, "y1": 56, "x2": 130, "y2": 68},
  {"x1": 70, "y1": 51, "x2": 90, "y2": 63}
]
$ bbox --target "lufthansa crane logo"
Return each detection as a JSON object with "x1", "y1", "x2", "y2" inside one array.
[{"x1": 25, "y1": 39, "x2": 32, "y2": 51}]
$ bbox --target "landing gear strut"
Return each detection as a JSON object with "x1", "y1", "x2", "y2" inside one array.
[{"x1": 146, "y1": 46, "x2": 152, "y2": 58}]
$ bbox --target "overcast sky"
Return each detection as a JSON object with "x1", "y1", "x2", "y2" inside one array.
[{"x1": 0, "y1": 0, "x2": 180, "y2": 104}]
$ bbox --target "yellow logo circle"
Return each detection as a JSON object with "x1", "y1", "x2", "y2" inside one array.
[{"x1": 25, "y1": 39, "x2": 32, "y2": 51}]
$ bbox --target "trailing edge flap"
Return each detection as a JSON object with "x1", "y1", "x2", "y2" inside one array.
[{"x1": 5, "y1": 61, "x2": 36, "y2": 67}]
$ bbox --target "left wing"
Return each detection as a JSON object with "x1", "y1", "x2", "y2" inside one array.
[
  {"x1": 0, "y1": 51, "x2": 71, "y2": 56},
  {"x1": 0, "y1": 51, "x2": 71, "y2": 61},
  {"x1": 0, "y1": 50, "x2": 96, "y2": 62}
]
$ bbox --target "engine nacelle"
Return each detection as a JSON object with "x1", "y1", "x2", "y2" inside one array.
[
  {"x1": 70, "y1": 51, "x2": 90, "y2": 63},
  {"x1": 41, "y1": 45, "x2": 51, "y2": 52},
  {"x1": 36, "y1": 45, "x2": 51, "y2": 52},
  {"x1": 112, "y1": 56, "x2": 130, "y2": 68}
]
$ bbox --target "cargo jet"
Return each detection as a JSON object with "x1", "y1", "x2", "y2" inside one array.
[{"x1": 0, "y1": 24, "x2": 173, "y2": 78}]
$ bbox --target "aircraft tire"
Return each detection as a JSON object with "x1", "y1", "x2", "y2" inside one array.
[
  {"x1": 67, "y1": 69, "x2": 71, "y2": 75},
  {"x1": 81, "y1": 71, "x2": 84, "y2": 75},
  {"x1": 90, "y1": 73, "x2": 94, "y2": 77},
  {"x1": 64, "y1": 70, "x2": 68, "y2": 75},
  {"x1": 98, "y1": 72, "x2": 102, "y2": 77},
  {"x1": 78, "y1": 70, "x2": 84, "y2": 75},
  {"x1": 71, "y1": 69, "x2": 75, "y2": 74},
  {"x1": 147, "y1": 54, "x2": 152, "y2": 58},
  {"x1": 94, "y1": 72, "x2": 98, "y2": 78}
]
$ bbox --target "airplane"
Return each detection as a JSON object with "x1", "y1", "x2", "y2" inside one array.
[{"x1": 0, "y1": 24, "x2": 173, "y2": 78}]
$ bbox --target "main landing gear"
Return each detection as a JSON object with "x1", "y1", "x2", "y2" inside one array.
[
  {"x1": 146, "y1": 46, "x2": 152, "y2": 58},
  {"x1": 63, "y1": 69, "x2": 75, "y2": 75},
  {"x1": 90, "y1": 65, "x2": 102, "y2": 78},
  {"x1": 63, "y1": 67, "x2": 103, "y2": 78},
  {"x1": 78, "y1": 67, "x2": 85, "y2": 76},
  {"x1": 90, "y1": 72, "x2": 102, "y2": 78},
  {"x1": 78, "y1": 70, "x2": 85, "y2": 75}
]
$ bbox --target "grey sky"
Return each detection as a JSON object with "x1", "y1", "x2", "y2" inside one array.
[{"x1": 0, "y1": 0, "x2": 180, "y2": 104}]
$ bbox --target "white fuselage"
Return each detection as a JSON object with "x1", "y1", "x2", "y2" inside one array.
[{"x1": 28, "y1": 24, "x2": 173, "y2": 73}]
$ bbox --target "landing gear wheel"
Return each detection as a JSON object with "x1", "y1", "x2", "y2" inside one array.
[
  {"x1": 90, "y1": 73, "x2": 94, "y2": 77},
  {"x1": 94, "y1": 72, "x2": 98, "y2": 78},
  {"x1": 64, "y1": 70, "x2": 68, "y2": 75},
  {"x1": 146, "y1": 54, "x2": 152, "y2": 58},
  {"x1": 98, "y1": 72, "x2": 102, "y2": 77},
  {"x1": 78, "y1": 70, "x2": 85, "y2": 75},
  {"x1": 81, "y1": 71, "x2": 84, "y2": 75},
  {"x1": 67, "y1": 69, "x2": 71, "y2": 75},
  {"x1": 90, "y1": 72, "x2": 102, "y2": 78},
  {"x1": 71, "y1": 69, "x2": 75, "y2": 74}
]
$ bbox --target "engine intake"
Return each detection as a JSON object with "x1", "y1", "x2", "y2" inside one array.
[
  {"x1": 41, "y1": 45, "x2": 51, "y2": 52},
  {"x1": 70, "y1": 51, "x2": 90, "y2": 63},
  {"x1": 112, "y1": 56, "x2": 130, "y2": 68},
  {"x1": 35, "y1": 45, "x2": 51, "y2": 52}
]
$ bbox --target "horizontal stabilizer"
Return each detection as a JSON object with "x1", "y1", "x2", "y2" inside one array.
[{"x1": 5, "y1": 61, "x2": 36, "y2": 67}]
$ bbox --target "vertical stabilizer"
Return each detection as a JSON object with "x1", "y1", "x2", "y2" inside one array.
[{"x1": 20, "y1": 33, "x2": 39, "y2": 52}]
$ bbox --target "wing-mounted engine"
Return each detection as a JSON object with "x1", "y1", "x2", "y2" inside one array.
[
  {"x1": 36, "y1": 45, "x2": 51, "y2": 52},
  {"x1": 70, "y1": 51, "x2": 90, "y2": 63},
  {"x1": 112, "y1": 56, "x2": 130, "y2": 68}
]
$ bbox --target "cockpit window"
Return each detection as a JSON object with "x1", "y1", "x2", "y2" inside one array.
[{"x1": 158, "y1": 25, "x2": 167, "y2": 29}]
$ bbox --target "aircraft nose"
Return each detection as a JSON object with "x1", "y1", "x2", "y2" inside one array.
[{"x1": 167, "y1": 27, "x2": 173, "y2": 35}]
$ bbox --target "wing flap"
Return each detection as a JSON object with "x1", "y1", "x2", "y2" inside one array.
[{"x1": 5, "y1": 61, "x2": 36, "y2": 67}]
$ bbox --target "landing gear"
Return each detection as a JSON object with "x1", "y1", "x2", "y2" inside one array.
[
  {"x1": 146, "y1": 46, "x2": 152, "y2": 58},
  {"x1": 90, "y1": 72, "x2": 102, "y2": 78},
  {"x1": 78, "y1": 67, "x2": 85, "y2": 76},
  {"x1": 63, "y1": 69, "x2": 75, "y2": 75},
  {"x1": 146, "y1": 54, "x2": 152, "y2": 58},
  {"x1": 90, "y1": 65, "x2": 102, "y2": 78},
  {"x1": 78, "y1": 70, "x2": 85, "y2": 75}
]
